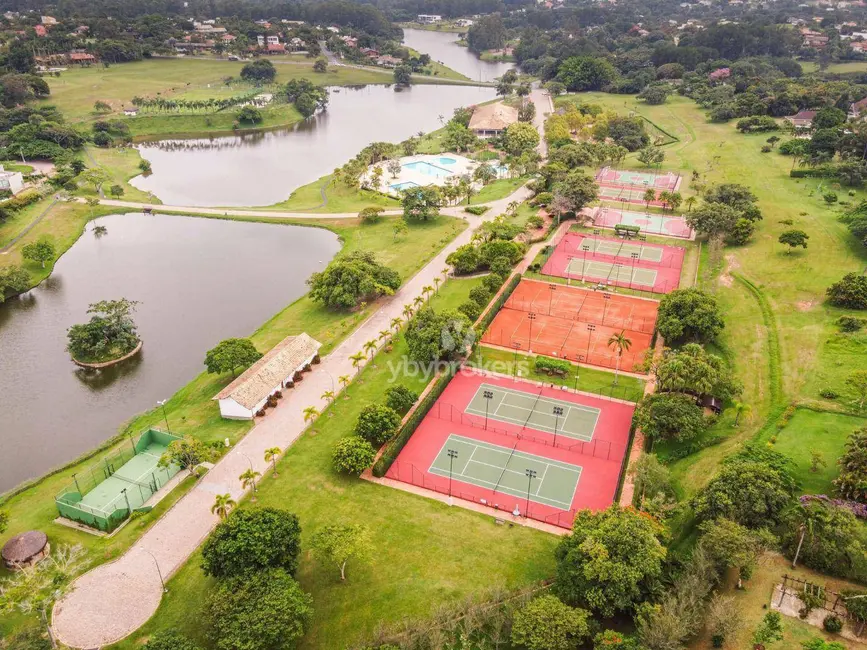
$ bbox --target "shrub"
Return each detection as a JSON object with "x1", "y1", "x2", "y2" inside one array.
[
  {"x1": 824, "y1": 192, "x2": 839, "y2": 204},
  {"x1": 534, "y1": 355, "x2": 571, "y2": 376},
  {"x1": 332, "y1": 436, "x2": 375, "y2": 475},
  {"x1": 838, "y1": 316, "x2": 865, "y2": 332},
  {"x1": 446, "y1": 244, "x2": 481, "y2": 275},
  {"x1": 827, "y1": 273, "x2": 867, "y2": 309},
  {"x1": 384, "y1": 385, "x2": 418, "y2": 414},
  {"x1": 823, "y1": 614, "x2": 843, "y2": 633},
  {"x1": 482, "y1": 272, "x2": 505, "y2": 294},
  {"x1": 468, "y1": 285, "x2": 492, "y2": 307},
  {"x1": 354, "y1": 404, "x2": 402, "y2": 445},
  {"x1": 464, "y1": 205, "x2": 489, "y2": 215},
  {"x1": 820, "y1": 388, "x2": 839, "y2": 399},
  {"x1": 359, "y1": 206, "x2": 384, "y2": 223},
  {"x1": 489, "y1": 255, "x2": 513, "y2": 277},
  {"x1": 458, "y1": 299, "x2": 482, "y2": 321},
  {"x1": 532, "y1": 191, "x2": 553, "y2": 206}
]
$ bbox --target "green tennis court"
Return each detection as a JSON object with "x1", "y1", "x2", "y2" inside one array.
[
  {"x1": 574, "y1": 238, "x2": 664, "y2": 262},
  {"x1": 599, "y1": 185, "x2": 655, "y2": 202},
  {"x1": 466, "y1": 383, "x2": 600, "y2": 442},
  {"x1": 429, "y1": 434, "x2": 582, "y2": 509},
  {"x1": 564, "y1": 258, "x2": 658, "y2": 287},
  {"x1": 78, "y1": 446, "x2": 172, "y2": 514}
]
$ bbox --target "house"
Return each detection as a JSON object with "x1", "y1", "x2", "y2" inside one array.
[
  {"x1": 222, "y1": 34, "x2": 236, "y2": 42},
  {"x1": 360, "y1": 47, "x2": 379, "y2": 57},
  {"x1": 708, "y1": 67, "x2": 730, "y2": 81},
  {"x1": 289, "y1": 37, "x2": 306, "y2": 51},
  {"x1": 786, "y1": 109, "x2": 817, "y2": 129},
  {"x1": 849, "y1": 97, "x2": 867, "y2": 119},
  {"x1": 417, "y1": 14, "x2": 443, "y2": 23},
  {"x1": 455, "y1": 19, "x2": 475, "y2": 27},
  {"x1": 266, "y1": 35, "x2": 280, "y2": 45},
  {"x1": 468, "y1": 102, "x2": 519, "y2": 137},
  {"x1": 852, "y1": 40, "x2": 867, "y2": 52},
  {"x1": 123, "y1": 107, "x2": 139, "y2": 116},
  {"x1": 0, "y1": 166, "x2": 25, "y2": 195},
  {"x1": 68, "y1": 52, "x2": 96, "y2": 65},
  {"x1": 213, "y1": 333, "x2": 322, "y2": 420},
  {"x1": 266, "y1": 43, "x2": 286, "y2": 53},
  {"x1": 801, "y1": 28, "x2": 829, "y2": 47},
  {"x1": 376, "y1": 55, "x2": 403, "y2": 68}
]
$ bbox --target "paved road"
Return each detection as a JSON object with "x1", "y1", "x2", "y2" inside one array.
[{"x1": 51, "y1": 91, "x2": 548, "y2": 648}]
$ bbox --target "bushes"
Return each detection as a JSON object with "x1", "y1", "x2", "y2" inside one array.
[
  {"x1": 823, "y1": 615, "x2": 843, "y2": 633},
  {"x1": 446, "y1": 244, "x2": 482, "y2": 275},
  {"x1": 657, "y1": 288, "x2": 725, "y2": 344},
  {"x1": 838, "y1": 316, "x2": 865, "y2": 332},
  {"x1": 332, "y1": 436, "x2": 376, "y2": 475},
  {"x1": 464, "y1": 205, "x2": 489, "y2": 215},
  {"x1": 534, "y1": 355, "x2": 570, "y2": 376},
  {"x1": 458, "y1": 298, "x2": 482, "y2": 321},
  {"x1": 475, "y1": 273, "x2": 521, "y2": 334},
  {"x1": 469, "y1": 285, "x2": 492, "y2": 307},
  {"x1": 384, "y1": 385, "x2": 418, "y2": 414},
  {"x1": 827, "y1": 273, "x2": 867, "y2": 309},
  {"x1": 354, "y1": 404, "x2": 402, "y2": 445},
  {"x1": 736, "y1": 115, "x2": 779, "y2": 133}
]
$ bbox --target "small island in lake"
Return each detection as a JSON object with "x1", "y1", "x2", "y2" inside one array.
[{"x1": 66, "y1": 298, "x2": 142, "y2": 367}]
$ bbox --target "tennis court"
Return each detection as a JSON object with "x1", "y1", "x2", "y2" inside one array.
[
  {"x1": 598, "y1": 183, "x2": 668, "y2": 208},
  {"x1": 429, "y1": 434, "x2": 582, "y2": 509},
  {"x1": 541, "y1": 233, "x2": 684, "y2": 294},
  {"x1": 596, "y1": 167, "x2": 681, "y2": 191},
  {"x1": 594, "y1": 206, "x2": 694, "y2": 240},
  {"x1": 466, "y1": 382, "x2": 600, "y2": 441}
]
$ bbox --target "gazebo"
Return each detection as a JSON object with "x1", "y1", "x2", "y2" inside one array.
[{"x1": 2, "y1": 530, "x2": 50, "y2": 569}]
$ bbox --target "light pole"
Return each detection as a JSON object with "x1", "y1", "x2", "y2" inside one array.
[
  {"x1": 630, "y1": 252, "x2": 639, "y2": 290},
  {"x1": 581, "y1": 244, "x2": 590, "y2": 282},
  {"x1": 586, "y1": 323, "x2": 596, "y2": 360},
  {"x1": 527, "y1": 312, "x2": 537, "y2": 354},
  {"x1": 447, "y1": 448, "x2": 458, "y2": 499},
  {"x1": 144, "y1": 549, "x2": 167, "y2": 593},
  {"x1": 156, "y1": 399, "x2": 171, "y2": 433},
  {"x1": 483, "y1": 390, "x2": 494, "y2": 430},
  {"x1": 552, "y1": 406, "x2": 563, "y2": 447},
  {"x1": 602, "y1": 294, "x2": 611, "y2": 326},
  {"x1": 524, "y1": 468, "x2": 537, "y2": 518},
  {"x1": 548, "y1": 284, "x2": 557, "y2": 316},
  {"x1": 512, "y1": 341, "x2": 521, "y2": 378}
]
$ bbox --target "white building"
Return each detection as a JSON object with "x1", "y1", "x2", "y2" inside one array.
[
  {"x1": 0, "y1": 166, "x2": 24, "y2": 195},
  {"x1": 213, "y1": 333, "x2": 321, "y2": 420},
  {"x1": 417, "y1": 14, "x2": 443, "y2": 23}
]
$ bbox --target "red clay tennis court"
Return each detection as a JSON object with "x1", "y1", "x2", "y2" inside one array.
[
  {"x1": 481, "y1": 279, "x2": 657, "y2": 371},
  {"x1": 541, "y1": 232, "x2": 685, "y2": 294},
  {"x1": 595, "y1": 167, "x2": 681, "y2": 191},
  {"x1": 593, "y1": 206, "x2": 694, "y2": 240},
  {"x1": 386, "y1": 371, "x2": 635, "y2": 528}
]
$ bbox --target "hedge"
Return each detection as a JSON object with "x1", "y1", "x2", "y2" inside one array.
[
  {"x1": 534, "y1": 355, "x2": 571, "y2": 376},
  {"x1": 464, "y1": 205, "x2": 490, "y2": 215},
  {"x1": 474, "y1": 272, "x2": 522, "y2": 335},
  {"x1": 372, "y1": 363, "x2": 457, "y2": 477}
]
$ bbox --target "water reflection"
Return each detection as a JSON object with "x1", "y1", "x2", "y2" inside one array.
[
  {"x1": 402, "y1": 28, "x2": 514, "y2": 83},
  {"x1": 0, "y1": 212, "x2": 340, "y2": 491}
]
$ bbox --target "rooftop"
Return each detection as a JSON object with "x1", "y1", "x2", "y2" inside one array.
[
  {"x1": 468, "y1": 102, "x2": 519, "y2": 132},
  {"x1": 2, "y1": 530, "x2": 48, "y2": 564}
]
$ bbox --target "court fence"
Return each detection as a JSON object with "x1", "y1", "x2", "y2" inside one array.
[
  {"x1": 386, "y1": 459, "x2": 578, "y2": 530},
  {"x1": 542, "y1": 270, "x2": 679, "y2": 298},
  {"x1": 556, "y1": 239, "x2": 686, "y2": 270},
  {"x1": 503, "y1": 296, "x2": 658, "y2": 334},
  {"x1": 592, "y1": 214, "x2": 693, "y2": 241},
  {"x1": 427, "y1": 401, "x2": 629, "y2": 461},
  {"x1": 54, "y1": 428, "x2": 182, "y2": 532}
]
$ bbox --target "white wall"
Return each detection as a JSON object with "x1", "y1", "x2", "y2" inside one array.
[{"x1": 218, "y1": 398, "x2": 254, "y2": 420}]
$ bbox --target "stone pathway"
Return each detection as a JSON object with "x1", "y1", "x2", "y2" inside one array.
[{"x1": 51, "y1": 184, "x2": 531, "y2": 649}]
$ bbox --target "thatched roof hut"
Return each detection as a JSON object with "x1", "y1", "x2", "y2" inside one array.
[{"x1": 2, "y1": 530, "x2": 49, "y2": 569}]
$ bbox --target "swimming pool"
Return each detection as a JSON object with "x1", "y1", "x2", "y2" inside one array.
[
  {"x1": 391, "y1": 181, "x2": 420, "y2": 191},
  {"x1": 402, "y1": 161, "x2": 454, "y2": 178},
  {"x1": 438, "y1": 157, "x2": 457, "y2": 165}
]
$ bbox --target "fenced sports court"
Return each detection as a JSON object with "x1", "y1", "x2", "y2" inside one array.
[
  {"x1": 597, "y1": 183, "x2": 669, "y2": 208},
  {"x1": 595, "y1": 167, "x2": 681, "y2": 191},
  {"x1": 55, "y1": 428, "x2": 182, "y2": 531},
  {"x1": 481, "y1": 279, "x2": 658, "y2": 371},
  {"x1": 593, "y1": 206, "x2": 694, "y2": 240},
  {"x1": 386, "y1": 371, "x2": 635, "y2": 527},
  {"x1": 541, "y1": 232, "x2": 685, "y2": 295}
]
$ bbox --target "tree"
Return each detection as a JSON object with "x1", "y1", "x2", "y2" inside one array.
[
  {"x1": 205, "y1": 338, "x2": 262, "y2": 377},
  {"x1": 204, "y1": 568, "x2": 312, "y2": 650},
  {"x1": 308, "y1": 251, "x2": 400, "y2": 309},
  {"x1": 303, "y1": 406, "x2": 319, "y2": 425},
  {"x1": 239, "y1": 468, "x2": 260, "y2": 499},
  {"x1": 310, "y1": 523, "x2": 372, "y2": 581},
  {"x1": 783, "y1": 500, "x2": 866, "y2": 579},
  {"x1": 656, "y1": 288, "x2": 725, "y2": 344},
  {"x1": 94, "y1": 100, "x2": 112, "y2": 113},
  {"x1": 359, "y1": 206, "x2": 384, "y2": 224},
  {"x1": 827, "y1": 273, "x2": 867, "y2": 309},
  {"x1": 686, "y1": 202, "x2": 740, "y2": 241},
  {"x1": 21, "y1": 239, "x2": 55, "y2": 269},
  {"x1": 313, "y1": 58, "x2": 328, "y2": 73},
  {"x1": 651, "y1": 343, "x2": 741, "y2": 400},
  {"x1": 474, "y1": 163, "x2": 496, "y2": 185},
  {"x1": 264, "y1": 447, "x2": 281, "y2": 477},
  {"x1": 332, "y1": 436, "x2": 375, "y2": 475},
  {"x1": 79, "y1": 168, "x2": 111, "y2": 193},
  {"x1": 240, "y1": 59, "x2": 276, "y2": 84},
  {"x1": 705, "y1": 594, "x2": 739, "y2": 649},
  {"x1": 607, "y1": 331, "x2": 632, "y2": 383},
  {"x1": 392, "y1": 220, "x2": 408, "y2": 241},
  {"x1": 552, "y1": 170, "x2": 599, "y2": 218},
  {"x1": 402, "y1": 186, "x2": 442, "y2": 222},
  {"x1": 109, "y1": 184, "x2": 124, "y2": 199},
  {"x1": 0, "y1": 510, "x2": 7, "y2": 534},
  {"x1": 393, "y1": 64, "x2": 412, "y2": 85},
  {"x1": 236, "y1": 105, "x2": 262, "y2": 124},
  {"x1": 354, "y1": 404, "x2": 401, "y2": 445},
  {"x1": 734, "y1": 401, "x2": 752, "y2": 426},
  {"x1": 752, "y1": 612, "x2": 783, "y2": 650},
  {"x1": 554, "y1": 506, "x2": 666, "y2": 617},
  {"x1": 446, "y1": 244, "x2": 481, "y2": 275},
  {"x1": 637, "y1": 146, "x2": 665, "y2": 167},
  {"x1": 211, "y1": 493, "x2": 236, "y2": 521},
  {"x1": 442, "y1": 122, "x2": 477, "y2": 153},
  {"x1": 202, "y1": 508, "x2": 302, "y2": 578},
  {"x1": 643, "y1": 188, "x2": 656, "y2": 208},
  {"x1": 846, "y1": 370, "x2": 867, "y2": 409},
  {"x1": 697, "y1": 518, "x2": 774, "y2": 587},
  {"x1": 510, "y1": 595, "x2": 593, "y2": 650},
  {"x1": 160, "y1": 435, "x2": 212, "y2": 472},
  {"x1": 634, "y1": 393, "x2": 708, "y2": 444},
  {"x1": 556, "y1": 56, "x2": 617, "y2": 91},
  {"x1": 66, "y1": 298, "x2": 140, "y2": 362},
  {"x1": 504, "y1": 122, "x2": 540, "y2": 156},
  {"x1": 405, "y1": 307, "x2": 473, "y2": 363},
  {"x1": 834, "y1": 427, "x2": 867, "y2": 502},
  {"x1": 779, "y1": 229, "x2": 809, "y2": 253},
  {"x1": 384, "y1": 385, "x2": 417, "y2": 413},
  {"x1": 144, "y1": 630, "x2": 202, "y2": 650},
  {"x1": 0, "y1": 265, "x2": 30, "y2": 302},
  {"x1": 350, "y1": 352, "x2": 365, "y2": 373}
]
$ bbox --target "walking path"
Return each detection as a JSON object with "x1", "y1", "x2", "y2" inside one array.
[{"x1": 51, "y1": 184, "x2": 531, "y2": 649}]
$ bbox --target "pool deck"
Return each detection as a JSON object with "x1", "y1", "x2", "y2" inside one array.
[{"x1": 361, "y1": 153, "x2": 508, "y2": 196}]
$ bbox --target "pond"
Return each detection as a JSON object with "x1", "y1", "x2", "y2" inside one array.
[
  {"x1": 131, "y1": 83, "x2": 496, "y2": 207},
  {"x1": 402, "y1": 28, "x2": 514, "y2": 83},
  {"x1": 0, "y1": 212, "x2": 340, "y2": 491}
]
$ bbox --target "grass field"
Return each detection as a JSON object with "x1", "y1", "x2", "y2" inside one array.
[
  {"x1": 109, "y1": 274, "x2": 559, "y2": 650},
  {"x1": 266, "y1": 174, "x2": 401, "y2": 213},
  {"x1": 0, "y1": 213, "x2": 468, "y2": 640},
  {"x1": 801, "y1": 60, "x2": 867, "y2": 75},
  {"x1": 565, "y1": 93, "x2": 867, "y2": 498},
  {"x1": 81, "y1": 146, "x2": 154, "y2": 202}
]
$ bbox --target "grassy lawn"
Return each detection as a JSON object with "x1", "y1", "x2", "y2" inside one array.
[
  {"x1": 0, "y1": 161, "x2": 34, "y2": 174},
  {"x1": 0, "y1": 213, "x2": 468, "y2": 639},
  {"x1": 688, "y1": 552, "x2": 867, "y2": 650},
  {"x1": 467, "y1": 345, "x2": 646, "y2": 403},
  {"x1": 756, "y1": 408, "x2": 867, "y2": 496},
  {"x1": 471, "y1": 176, "x2": 527, "y2": 204},
  {"x1": 125, "y1": 102, "x2": 304, "y2": 138},
  {"x1": 265, "y1": 174, "x2": 401, "y2": 213},
  {"x1": 564, "y1": 93, "x2": 867, "y2": 498},
  {"x1": 406, "y1": 46, "x2": 472, "y2": 81},
  {"x1": 112, "y1": 275, "x2": 558, "y2": 650},
  {"x1": 81, "y1": 146, "x2": 154, "y2": 202}
]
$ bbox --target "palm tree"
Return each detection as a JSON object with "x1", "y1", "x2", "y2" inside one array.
[
  {"x1": 607, "y1": 331, "x2": 632, "y2": 385},
  {"x1": 363, "y1": 339, "x2": 378, "y2": 358},
  {"x1": 211, "y1": 493, "x2": 236, "y2": 520},
  {"x1": 264, "y1": 446, "x2": 281, "y2": 477},
  {"x1": 402, "y1": 304, "x2": 414, "y2": 320},
  {"x1": 350, "y1": 351, "x2": 366, "y2": 374},
  {"x1": 733, "y1": 401, "x2": 752, "y2": 426},
  {"x1": 379, "y1": 329, "x2": 391, "y2": 343},
  {"x1": 433, "y1": 277, "x2": 441, "y2": 294},
  {"x1": 790, "y1": 503, "x2": 824, "y2": 569},
  {"x1": 321, "y1": 390, "x2": 335, "y2": 404},
  {"x1": 413, "y1": 296, "x2": 424, "y2": 309},
  {"x1": 685, "y1": 196, "x2": 697, "y2": 213},
  {"x1": 339, "y1": 374, "x2": 351, "y2": 397},
  {"x1": 422, "y1": 285, "x2": 434, "y2": 303},
  {"x1": 441, "y1": 267, "x2": 450, "y2": 278},
  {"x1": 239, "y1": 468, "x2": 261, "y2": 501},
  {"x1": 507, "y1": 200, "x2": 520, "y2": 216},
  {"x1": 390, "y1": 317, "x2": 402, "y2": 333},
  {"x1": 303, "y1": 405, "x2": 320, "y2": 425}
]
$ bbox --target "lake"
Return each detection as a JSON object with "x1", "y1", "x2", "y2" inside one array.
[
  {"x1": 0, "y1": 212, "x2": 340, "y2": 491},
  {"x1": 402, "y1": 28, "x2": 514, "y2": 83},
  {"x1": 131, "y1": 84, "x2": 496, "y2": 207}
]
